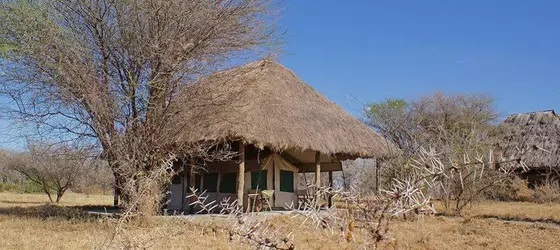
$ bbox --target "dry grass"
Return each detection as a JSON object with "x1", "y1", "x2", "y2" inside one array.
[
  {"x1": 393, "y1": 216, "x2": 560, "y2": 250},
  {"x1": 1, "y1": 192, "x2": 560, "y2": 249},
  {"x1": 0, "y1": 192, "x2": 113, "y2": 207},
  {"x1": 464, "y1": 201, "x2": 560, "y2": 222}
]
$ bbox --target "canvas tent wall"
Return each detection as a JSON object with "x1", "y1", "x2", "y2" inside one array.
[{"x1": 167, "y1": 153, "x2": 299, "y2": 210}]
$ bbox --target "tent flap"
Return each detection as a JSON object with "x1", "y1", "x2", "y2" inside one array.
[{"x1": 260, "y1": 154, "x2": 298, "y2": 171}]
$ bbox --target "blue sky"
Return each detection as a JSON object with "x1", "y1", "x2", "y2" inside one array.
[
  {"x1": 2, "y1": 0, "x2": 560, "y2": 150},
  {"x1": 278, "y1": 0, "x2": 560, "y2": 117}
]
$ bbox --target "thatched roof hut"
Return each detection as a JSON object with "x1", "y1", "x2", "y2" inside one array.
[
  {"x1": 495, "y1": 110, "x2": 560, "y2": 171},
  {"x1": 165, "y1": 60, "x2": 394, "y2": 211},
  {"x1": 172, "y1": 60, "x2": 393, "y2": 159}
]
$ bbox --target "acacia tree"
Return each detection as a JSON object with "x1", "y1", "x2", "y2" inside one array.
[
  {"x1": 0, "y1": 0, "x2": 281, "y2": 215},
  {"x1": 365, "y1": 98, "x2": 417, "y2": 156},
  {"x1": 364, "y1": 92, "x2": 523, "y2": 214},
  {"x1": 6, "y1": 143, "x2": 91, "y2": 203}
]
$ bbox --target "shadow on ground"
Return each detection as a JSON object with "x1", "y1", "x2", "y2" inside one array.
[
  {"x1": 0, "y1": 200, "x2": 48, "y2": 205},
  {"x1": 475, "y1": 214, "x2": 560, "y2": 226},
  {"x1": 0, "y1": 204, "x2": 116, "y2": 221}
]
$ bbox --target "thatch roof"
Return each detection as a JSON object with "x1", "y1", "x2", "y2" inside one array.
[
  {"x1": 171, "y1": 60, "x2": 393, "y2": 159},
  {"x1": 495, "y1": 110, "x2": 560, "y2": 169}
]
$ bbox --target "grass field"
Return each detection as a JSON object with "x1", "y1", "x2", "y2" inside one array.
[{"x1": 1, "y1": 192, "x2": 559, "y2": 249}]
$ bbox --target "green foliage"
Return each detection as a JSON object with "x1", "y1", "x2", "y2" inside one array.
[
  {"x1": 23, "y1": 180, "x2": 44, "y2": 193},
  {"x1": 0, "y1": 182, "x2": 21, "y2": 192},
  {"x1": 365, "y1": 99, "x2": 409, "y2": 132},
  {"x1": 365, "y1": 98, "x2": 414, "y2": 156},
  {"x1": 366, "y1": 99, "x2": 408, "y2": 117},
  {"x1": 0, "y1": 42, "x2": 18, "y2": 56},
  {"x1": 0, "y1": 181, "x2": 43, "y2": 193},
  {"x1": 0, "y1": 0, "x2": 63, "y2": 61}
]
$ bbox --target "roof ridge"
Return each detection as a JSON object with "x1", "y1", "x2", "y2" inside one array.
[{"x1": 507, "y1": 109, "x2": 557, "y2": 118}]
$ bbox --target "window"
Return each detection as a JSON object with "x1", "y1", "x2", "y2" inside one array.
[
  {"x1": 251, "y1": 170, "x2": 267, "y2": 190},
  {"x1": 279, "y1": 170, "x2": 294, "y2": 192},
  {"x1": 203, "y1": 173, "x2": 218, "y2": 192},
  {"x1": 194, "y1": 174, "x2": 202, "y2": 190},
  {"x1": 220, "y1": 173, "x2": 237, "y2": 193},
  {"x1": 171, "y1": 175, "x2": 181, "y2": 184}
]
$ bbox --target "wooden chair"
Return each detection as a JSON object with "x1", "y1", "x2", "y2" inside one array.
[
  {"x1": 296, "y1": 188, "x2": 314, "y2": 208},
  {"x1": 246, "y1": 189, "x2": 274, "y2": 213},
  {"x1": 259, "y1": 190, "x2": 274, "y2": 211}
]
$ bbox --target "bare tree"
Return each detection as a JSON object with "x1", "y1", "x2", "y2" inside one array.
[
  {"x1": 0, "y1": 0, "x2": 282, "y2": 215},
  {"x1": 410, "y1": 147, "x2": 525, "y2": 215},
  {"x1": 363, "y1": 93, "x2": 527, "y2": 214},
  {"x1": 0, "y1": 150, "x2": 26, "y2": 186},
  {"x1": 6, "y1": 142, "x2": 91, "y2": 203}
]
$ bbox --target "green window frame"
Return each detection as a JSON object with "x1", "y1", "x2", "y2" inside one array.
[
  {"x1": 203, "y1": 173, "x2": 218, "y2": 192},
  {"x1": 279, "y1": 170, "x2": 294, "y2": 192},
  {"x1": 220, "y1": 173, "x2": 237, "y2": 193},
  {"x1": 251, "y1": 170, "x2": 267, "y2": 190},
  {"x1": 171, "y1": 175, "x2": 181, "y2": 184},
  {"x1": 194, "y1": 174, "x2": 202, "y2": 191}
]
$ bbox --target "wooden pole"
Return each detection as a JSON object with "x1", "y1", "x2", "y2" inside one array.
[
  {"x1": 189, "y1": 159, "x2": 196, "y2": 213},
  {"x1": 237, "y1": 142, "x2": 245, "y2": 208},
  {"x1": 328, "y1": 171, "x2": 333, "y2": 207},
  {"x1": 113, "y1": 174, "x2": 119, "y2": 208},
  {"x1": 315, "y1": 151, "x2": 321, "y2": 203},
  {"x1": 180, "y1": 169, "x2": 185, "y2": 210},
  {"x1": 375, "y1": 159, "x2": 380, "y2": 194}
]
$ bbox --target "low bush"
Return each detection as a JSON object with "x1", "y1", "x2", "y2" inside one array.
[
  {"x1": 485, "y1": 177, "x2": 560, "y2": 203},
  {"x1": 0, "y1": 182, "x2": 21, "y2": 192},
  {"x1": 533, "y1": 181, "x2": 560, "y2": 203},
  {"x1": 23, "y1": 181, "x2": 44, "y2": 193},
  {"x1": 0, "y1": 181, "x2": 45, "y2": 194},
  {"x1": 485, "y1": 177, "x2": 534, "y2": 202}
]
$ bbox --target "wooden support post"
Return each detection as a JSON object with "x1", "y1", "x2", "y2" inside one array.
[
  {"x1": 237, "y1": 142, "x2": 245, "y2": 208},
  {"x1": 315, "y1": 151, "x2": 321, "y2": 203},
  {"x1": 328, "y1": 171, "x2": 333, "y2": 207},
  {"x1": 113, "y1": 174, "x2": 119, "y2": 208},
  {"x1": 189, "y1": 159, "x2": 196, "y2": 213},
  {"x1": 180, "y1": 169, "x2": 185, "y2": 210},
  {"x1": 375, "y1": 159, "x2": 380, "y2": 194}
]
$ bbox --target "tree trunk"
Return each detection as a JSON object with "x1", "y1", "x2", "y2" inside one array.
[
  {"x1": 113, "y1": 172, "x2": 120, "y2": 207},
  {"x1": 55, "y1": 188, "x2": 66, "y2": 204},
  {"x1": 45, "y1": 189, "x2": 53, "y2": 203}
]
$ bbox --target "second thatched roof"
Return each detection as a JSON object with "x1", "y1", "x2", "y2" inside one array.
[
  {"x1": 171, "y1": 60, "x2": 393, "y2": 159},
  {"x1": 495, "y1": 110, "x2": 560, "y2": 169}
]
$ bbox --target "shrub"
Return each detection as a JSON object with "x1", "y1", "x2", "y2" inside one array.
[
  {"x1": 23, "y1": 181, "x2": 44, "y2": 193},
  {"x1": 0, "y1": 182, "x2": 21, "y2": 192},
  {"x1": 533, "y1": 181, "x2": 560, "y2": 203},
  {"x1": 484, "y1": 177, "x2": 533, "y2": 202},
  {"x1": 511, "y1": 178, "x2": 534, "y2": 202}
]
